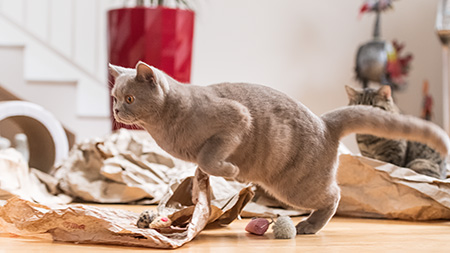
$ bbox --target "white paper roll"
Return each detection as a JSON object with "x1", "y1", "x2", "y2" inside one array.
[{"x1": 0, "y1": 101, "x2": 69, "y2": 171}]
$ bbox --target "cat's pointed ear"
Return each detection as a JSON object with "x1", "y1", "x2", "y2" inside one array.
[
  {"x1": 378, "y1": 85, "x2": 392, "y2": 99},
  {"x1": 135, "y1": 61, "x2": 155, "y2": 82},
  {"x1": 109, "y1": 64, "x2": 127, "y2": 79},
  {"x1": 345, "y1": 85, "x2": 357, "y2": 99}
]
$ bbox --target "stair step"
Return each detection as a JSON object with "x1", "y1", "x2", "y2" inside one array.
[
  {"x1": 0, "y1": 44, "x2": 25, "y2": 48},
  {"x1": 27, "y1": 78, "x2": 77, "y2": 86}
]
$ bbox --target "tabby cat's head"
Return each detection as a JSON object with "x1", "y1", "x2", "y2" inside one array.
[
  {"x1": 345, "y1": 85, "x2": 399, "y2": 113},
  {"x1": 109, "y1": 61, "x2": 170, "y2": 126}
]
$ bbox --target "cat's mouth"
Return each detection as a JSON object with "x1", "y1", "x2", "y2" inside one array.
[{"x1": 114, "y1": 111, "x2": 136, "y2": 125}]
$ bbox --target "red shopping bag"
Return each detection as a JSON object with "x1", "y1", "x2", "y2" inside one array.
[{"x1": 107, "y1": 7, "x2": 195, "y2": 130}]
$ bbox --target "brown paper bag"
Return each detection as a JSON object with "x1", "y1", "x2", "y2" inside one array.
[{"x1": 337, "y1": 154, "x2": 450, "y2": 220}]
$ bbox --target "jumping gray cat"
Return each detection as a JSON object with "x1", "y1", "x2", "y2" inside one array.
[
  {"x1": 346, "y1": 85, "x2": 447, "y2": 179},
  {"x1": 109, "y1": 62, "x2": 450, "y2": 235}
]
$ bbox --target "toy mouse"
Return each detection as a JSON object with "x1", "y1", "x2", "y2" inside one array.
[
  {"x1": 245, "y1": 215, "x2": 296, "y2": 239},
  {"x1": 137, "y1": 210, "x2": 172, "y2": 229}
]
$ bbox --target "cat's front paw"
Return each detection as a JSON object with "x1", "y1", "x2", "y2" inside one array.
[{"x1": 296, "y1": 220, "x2": 319, "y2": 235}]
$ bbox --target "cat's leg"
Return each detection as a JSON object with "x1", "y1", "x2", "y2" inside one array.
[
  {"x1": 196, "y1": 134, "x2": 241, "y2": 178},
  {"x1": 296, "y1": 201, "x2": 338, "y2": 234},
  {"x1": 295, "y1": 184, "x2": 340, "y2": 234}
]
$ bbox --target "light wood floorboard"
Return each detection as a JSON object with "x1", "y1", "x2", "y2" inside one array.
[{"x1": 1, "y1": 204, "x2": 449, "y2": 252}]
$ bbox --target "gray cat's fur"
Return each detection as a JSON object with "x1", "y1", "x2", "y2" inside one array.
[
  {"x1": 110, "y1": 61, "x2": 450, "y2": 235},
  {"x1": 346, "y1": 85, "x2": 447, "y2": 179}
]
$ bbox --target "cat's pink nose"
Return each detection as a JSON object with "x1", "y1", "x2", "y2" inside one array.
[{"x1": 114, "y1": 109, "x2": 119, "y2": 114}]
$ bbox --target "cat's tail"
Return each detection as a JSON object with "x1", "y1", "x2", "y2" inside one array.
[{"x1": 321, "y1": 105, "x2": 450, "y2": 156}]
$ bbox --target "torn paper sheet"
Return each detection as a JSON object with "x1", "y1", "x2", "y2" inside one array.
[
  {"x1": 337, "y1": 154, "x2": 450, "y2": 220},
  {"x1": 157, "y1": 174, "x2": 254, "y2": 228},
  {"x1": 0, "y1": 170, "x2": 254, "y2": 249}
]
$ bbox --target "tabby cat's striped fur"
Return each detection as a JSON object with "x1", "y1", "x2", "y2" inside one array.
[{"x1": 346, "y1": 85, "x2": 447, "y2": 179}]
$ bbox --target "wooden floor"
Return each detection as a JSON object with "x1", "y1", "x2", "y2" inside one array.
[{"x1": 1, "y1": 204, "x2": 450, "y2": 252}]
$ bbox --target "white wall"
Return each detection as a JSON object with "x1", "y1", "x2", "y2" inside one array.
[{"x1": 191, "y1": 0, "x2": 444, "y2": 152}]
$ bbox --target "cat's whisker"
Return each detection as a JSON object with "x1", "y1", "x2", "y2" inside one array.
[{"x1": 107, "y1": 79, "x2": 115, "y2": 89}]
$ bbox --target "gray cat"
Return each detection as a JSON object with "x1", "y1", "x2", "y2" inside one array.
[
  {"x1": 346, "y1": 85, "x2": 447, "y2": 179},
  {"x1": 109, "y1": 62, "x2": 450, "y2": 235}
]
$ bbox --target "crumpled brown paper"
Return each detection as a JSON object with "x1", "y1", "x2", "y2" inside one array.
[
  {"x1": 158, "y1": 174, "x2": 255, "y2": 228},
  {"x1": 52, "y1": 129, "x2": 196, "y2": 204},
  {"x1": 0, "y1": 169, "x2": 254, "y2": 249},
  {"x1": 337, "y1": 154, "x2": 450, "y2": 220}
]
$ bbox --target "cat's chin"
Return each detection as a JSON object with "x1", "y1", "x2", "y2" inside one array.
[{"x1": 114, "y1": 116, "x2": 135, "y2": 125}]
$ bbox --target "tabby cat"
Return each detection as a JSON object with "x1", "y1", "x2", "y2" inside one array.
[
  {"x1": 346, "y1": 85, "x2": 447, "y2": 179},
  {"x1": 109, "y1": 62, "x2": 450, "y2": 235}
]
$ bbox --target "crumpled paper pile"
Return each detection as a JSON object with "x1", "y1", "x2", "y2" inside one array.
[
  {"x1": 0, "y1": 148, "x2": 71, "y2": 205},
  {"x1": 0, "y1": 170, "x2": 254, "y2": 249},
  {"x1": 52, "y1": 129, "x2": 197, "y2": 204}
]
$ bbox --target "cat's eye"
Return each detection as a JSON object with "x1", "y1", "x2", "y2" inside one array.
[{"x1": 125, "y1": 95, "x2": 135, "y2": 104}]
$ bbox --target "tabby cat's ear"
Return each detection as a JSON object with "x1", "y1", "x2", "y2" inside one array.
[
  {"x1": 378, "y1": 85, "x2": 392, "y2": 99},
  {"x1": 135, "y1": 61, "x2": 155, "y2": 82},
  {"x1": 109, "y1": 64, "x2": 127, "y2": 79},
  {"x1": 345, "y1": 85, "x2": 358, "y2": 99}
]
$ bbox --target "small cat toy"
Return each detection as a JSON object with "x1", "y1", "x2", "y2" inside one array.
[
  {"x1": 245, "y1": 216, "x2": 296, "y2": 239},
  {"x1": 137, "y1": 210, "x2": 172, "y2": 229}
]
